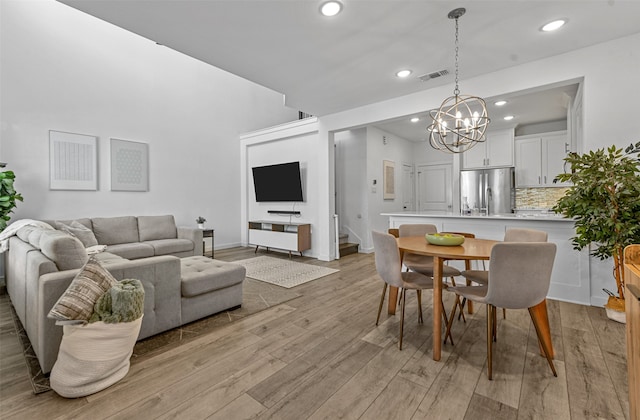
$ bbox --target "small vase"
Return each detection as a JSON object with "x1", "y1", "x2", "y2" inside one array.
[{"x1": 198, "y1": 223, "x2": 204, "y2": 229}]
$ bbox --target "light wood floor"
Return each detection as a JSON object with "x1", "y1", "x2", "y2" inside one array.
[{"x1": 0, "y1": 247, "x2": 630, "y2": 419}]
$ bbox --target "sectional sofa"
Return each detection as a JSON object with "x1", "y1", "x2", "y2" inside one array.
[{"x1": 5, "y1": 215, "x2": 245, "y2": 374}]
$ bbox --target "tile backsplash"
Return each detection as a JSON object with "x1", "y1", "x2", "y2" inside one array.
[{"x1": 515, "y1": 187, "x2": 569, "y2": 210}]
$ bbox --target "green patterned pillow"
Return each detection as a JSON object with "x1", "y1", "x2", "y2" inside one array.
[{"x1": 48, "y1": 256, "x2": 118, "y2": 324}]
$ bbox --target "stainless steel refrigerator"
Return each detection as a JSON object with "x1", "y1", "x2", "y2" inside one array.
[{"x1": 460, "y1": 167, "x2": 515, "y2": 216}]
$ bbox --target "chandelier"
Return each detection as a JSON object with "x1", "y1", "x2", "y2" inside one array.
[{"x1": 428, "y1": 8, "x2": 490, "y2": 153}]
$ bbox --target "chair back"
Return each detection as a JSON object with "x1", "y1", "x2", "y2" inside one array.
[
  {"x1": 485, "y1": 242, "x2": 556, "y2": 309},
  {"x1": 371, "y1": 230, "x2": 404, "y2": 288},
  {"x1": 398, "y1": 224, "x2": 437, "y2": 237},
  {"x1": 504, "y1": 228, "x2": 547, "y2": 242}
]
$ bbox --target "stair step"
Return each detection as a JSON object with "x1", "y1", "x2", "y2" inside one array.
[
  {"x1": 339, "y1": 242, "x2": 359, "y2": 257},
  {"x1": 339, "y1": 233, "x2": 349, "y2": 245}
]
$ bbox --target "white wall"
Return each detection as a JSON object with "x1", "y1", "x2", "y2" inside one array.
[
  {"x1": 240, "y1": 119, "x2": 321, "y2": 258},
  {"x1": 335, "y1": 129, "x2": 368, "y2": 250},
  {"x1": 364, "y1": 126, "x2": 415, "y2": 250},
  {"x1": 0, "y1": 0, "x2": 298, "y2": 249}
]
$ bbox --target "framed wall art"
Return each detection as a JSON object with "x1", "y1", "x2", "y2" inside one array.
[
  {"x1": 383, "y1": 159, "x2": 395, "y2": 200},
  {"x1": 110, "y1": 138, "x2": 149, "y2": 191},
  {"x1": 49, "y1": 130, "x2": 98, "y2": 190}
]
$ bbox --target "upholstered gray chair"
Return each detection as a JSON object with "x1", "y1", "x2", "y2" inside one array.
[
  {"x1": 398, "y1": 224, "x2": 465, "y2": 331},
  {"x1": 462, "y1": 228, "x2": 548, "y2": 286},
  {"x1": 459, "y1": 228, "x2": 548, "y2": 320},
  {"x1": 446, "y1": 242, "x2": 557, "y2": 380},
  {"x1": 372, "y1": 230, "x2": 451, "y2": 349}
]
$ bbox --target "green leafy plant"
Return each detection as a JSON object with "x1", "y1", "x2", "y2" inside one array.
[
  {"x1": 0, "y1": 170, "x2": 23, "y2": 231},
  {"x1": 552, "y1": 143, "x2": 640, "y2": 300}
]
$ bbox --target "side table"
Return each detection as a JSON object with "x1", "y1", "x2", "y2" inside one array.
[{"x1": 201, "y1": 228, "x2": 214, "y2": 259}]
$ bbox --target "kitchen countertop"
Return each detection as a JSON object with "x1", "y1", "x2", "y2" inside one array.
[{"x1": 381, "y1": 211, "x2": 572, "y2": 222}]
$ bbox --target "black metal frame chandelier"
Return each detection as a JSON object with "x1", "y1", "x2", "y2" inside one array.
[{"x1": 428, "y1": 8, "x2": 490, "y2": 153}]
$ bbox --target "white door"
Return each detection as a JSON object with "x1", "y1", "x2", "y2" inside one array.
[
  {"x1": 416, "y1": 163, "x2": 452, "y2": 212},
  {"x1": 401, "y1": 163, "x2": 414, "y2": 211}
]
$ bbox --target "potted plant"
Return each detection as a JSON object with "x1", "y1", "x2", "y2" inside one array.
[
  {"x1": 0, "y1": 168, "x2": 23, "y2": 232},
  {"x1": 195, "y1": 216, "x2": 206, "y2": 229},
  {"x1": 553, "y1": 143, "x2": 640, "y2": 322}
]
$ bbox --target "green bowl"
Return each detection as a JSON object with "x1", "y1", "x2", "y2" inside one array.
[{"x1": 425, "y1": 233, "x2": 465, "y2": 246}]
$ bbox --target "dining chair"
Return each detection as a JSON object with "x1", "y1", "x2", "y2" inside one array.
[
  {"x1": 371, "y1": 230, "x2": 451, "y2": 349},
  {"x1": 460, "y1": 228, "x2": 549, "y2": 320},
  {"x1": 446, "y1": 242, "x2": 557, "y2": 380},
  {"x1": 398, "y1": 224, "x2": 465, "y2": 334}
]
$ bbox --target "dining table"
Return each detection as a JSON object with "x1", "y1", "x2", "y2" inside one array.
[{"x1": 393, "y1": 235, "x2": 555, "y2": 362}]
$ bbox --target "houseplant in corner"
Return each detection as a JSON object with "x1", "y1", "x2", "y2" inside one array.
[
  {"x1": 553, "y1": 143, "x2": 640, "y2": 322},
  {"x1": 0, "y1": 168, "x2": 23, "y2": 232}
]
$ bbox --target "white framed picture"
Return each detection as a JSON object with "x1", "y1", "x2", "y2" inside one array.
[
  {"x1": 49, "y1": 130, "x2": 98, "y2": 190},
  {"x1": 110, "y1": 138, "x2": 149, "y2": 191}
]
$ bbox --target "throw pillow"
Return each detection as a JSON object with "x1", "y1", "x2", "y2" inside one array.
[
  {"x1": 57, "y1": 220, "x2": 99, "y2": 248},
  {"x1": 48, "y1": 256, "x2": 118, "y2": 324}
]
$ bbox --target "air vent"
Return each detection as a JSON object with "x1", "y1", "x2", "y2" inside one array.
[{"x1": 418, "y1": 69, "x2": 449, "y2": 82}]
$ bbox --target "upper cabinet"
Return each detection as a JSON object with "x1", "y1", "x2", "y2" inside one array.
[
  {"x1": 515, "y1": 131, "x2": 570, "y2": 187},
  {"x1": 462, "y1": 128, "x2": 514, "y2": 169}
]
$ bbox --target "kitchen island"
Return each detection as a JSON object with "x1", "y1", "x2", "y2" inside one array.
[{"x1": 382, "y1": 212, "x2": 596, "y2": 305}]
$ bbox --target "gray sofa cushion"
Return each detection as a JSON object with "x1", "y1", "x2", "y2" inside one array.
[
  {"x1": 105, "y1": 243, "x2": 155, "y2": 260},
  {"x1": 138, "y1": 215, "x2": 177, "y2": 241},
  {"x1": 57, "y1": 220, "x2": 99, "y2": 248},
  {"x1": 180, "y1": 257, "x2": 246, "y2": 297},
  {"x1": 144, "y1": 239, "x2": 194, "y2": 255},
  {"x1": 38, "y1": 230, "x2": 88, "y2": 271},
  {"x1": 92, "y1": 216, "x2": 139, "y2": 245}
]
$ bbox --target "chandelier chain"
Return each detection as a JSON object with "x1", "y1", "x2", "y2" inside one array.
[{"x1": 454, "y1": 16, "x2": 460, "y2": 96}]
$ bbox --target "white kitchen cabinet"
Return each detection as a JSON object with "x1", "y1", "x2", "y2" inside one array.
[
  {"x1": 515, "y1": 131, "x2": 570, "y2": 187},
  {"x1": 462, "y1": 128, "x2": 514, "y2": 169}
]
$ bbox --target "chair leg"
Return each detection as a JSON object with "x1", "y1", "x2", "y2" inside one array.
[
  {"x1": 441, "y1": 300, "x2": 454, "y2": 345},
  {"x1": 458, "y1": 297, "x2": 468, "y2": 321},
  {"x1": 528, "y1": 307, "x2": 558, "y2": 377},
  {"x1": 445, "y1": 297, "x2": 457, "y2": 345},
  {"x1": 487, "y1": 304, "x2": 494, "y2": 380},
  {"x1": 399, "y1": 288, "x2": 406, "y2": 350},
  {"x1": 493, "y1": 305, "x2": 497, "y2": 342},
  {"x1": 417, "y1": 290, "x2": 423, "y2": 324},
  {"x1": 450, "y1": 277, "x2": 466, "y2": 322},
  {"x1": 376, "y1": 283, "x2": 388, "y2": 326}
]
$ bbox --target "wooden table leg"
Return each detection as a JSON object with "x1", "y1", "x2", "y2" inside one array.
[
  {"x1": 464, "y1": 260, "x2": 474, "y2": 314},
  {"x1": 433, "y1": 256, "x2": 443, "y2": 361},
  {"x1": 529, "y1": 299, "x2": 555, "y2": 358},
  {"x1": 388, "y1": 286, "x2": 398, "y2": 315}
]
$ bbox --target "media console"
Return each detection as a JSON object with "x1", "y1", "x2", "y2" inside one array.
[{"x1": 248, "y1": 220, "x2": 311, "y2": 257}]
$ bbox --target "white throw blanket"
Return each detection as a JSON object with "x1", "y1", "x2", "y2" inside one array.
[{"x1": 0, "y1": 219, "x2": 54, "y2": 253}]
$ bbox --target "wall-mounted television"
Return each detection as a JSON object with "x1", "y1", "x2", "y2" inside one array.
[{"x1": 252, "y1": 161, "x2": 304, "y2": 202}]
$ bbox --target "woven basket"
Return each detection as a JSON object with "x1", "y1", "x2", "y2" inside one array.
[{"x1": 604, "y1": 296, "x2": 626, "y2": 324}]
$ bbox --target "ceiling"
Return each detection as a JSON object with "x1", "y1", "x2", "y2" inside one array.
[{"x1": 58, "y1": 1, "x2": 640, "y2": 117}]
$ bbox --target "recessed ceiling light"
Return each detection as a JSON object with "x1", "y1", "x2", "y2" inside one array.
[
  {"x1": 320, "y1": 1, "x2": 342, "y2": 17},
  {"x1": 503, "y1": 115, "x2": 515, "y2": 121},
  {"x1": 410, "y1": 117, "x2": 420, "y2": 123},
  {"x1": 396, "y1": 69, "x2": 412, "y2": 78},
  {"x1": 541, "y1": 19, "x2": 566, "y2": 32},
  {"x1": 494, "y1": 100, "x2": 507, "y2": 106}
]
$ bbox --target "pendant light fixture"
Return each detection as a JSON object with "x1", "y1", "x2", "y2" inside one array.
[{"x1": 428, "y1": 8, "x2": 490, "y2": 153}]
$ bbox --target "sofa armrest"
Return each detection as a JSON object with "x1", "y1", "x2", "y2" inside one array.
[{"x1": 177, "y1": 226, "x2": 203, "y2": 256}]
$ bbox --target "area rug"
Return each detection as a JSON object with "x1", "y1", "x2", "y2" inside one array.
[
  {"x1": 234, "y1": 256, "x2": 339, "y2": 288},
  {"x1": 8, "y1": 278, "x2": 300, "y2": 395}
]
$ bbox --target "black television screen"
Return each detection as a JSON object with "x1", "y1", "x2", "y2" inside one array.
[{"x1": 252, "y1": 161, "x2": 304, "y2": 202}]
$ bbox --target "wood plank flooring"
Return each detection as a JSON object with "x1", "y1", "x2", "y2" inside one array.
[{"x1": 0, "y1": 247, "x2": 630, "y2": 419}]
